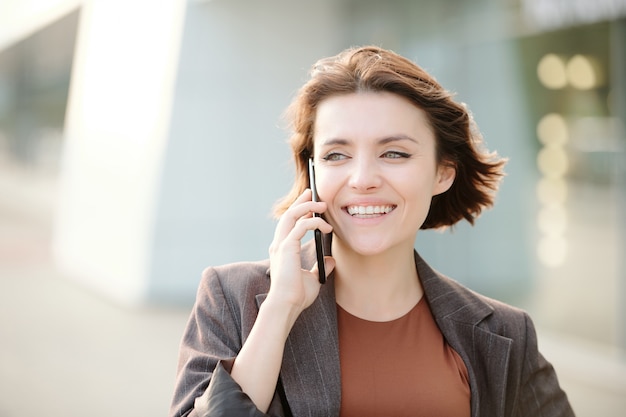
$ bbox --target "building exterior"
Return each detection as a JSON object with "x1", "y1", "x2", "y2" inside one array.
[{"x1": 1, "y1": 0, "x2": 624, "y2": 350}]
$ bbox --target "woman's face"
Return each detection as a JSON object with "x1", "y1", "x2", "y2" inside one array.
[{"x1": 312, "y1": 91, "x2": 455, "y2": 257}]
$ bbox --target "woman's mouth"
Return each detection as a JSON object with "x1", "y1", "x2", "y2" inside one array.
[{"x1": 345, "y1": 205, "x2": 396, "y2": 218}]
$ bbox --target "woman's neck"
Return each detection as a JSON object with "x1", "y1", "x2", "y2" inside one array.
[{"x1": 332, "y1": 239, "x2": 423, "y2": 322}]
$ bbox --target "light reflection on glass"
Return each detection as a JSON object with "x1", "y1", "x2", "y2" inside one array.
[
  {"x1": 536, "y1": 177, "x2": 568, "y2": 206},
  {"x1": 538, "y1": 205, "x2": 568, "y2": 236},
  {"x1": 537, "y1": 146, "x2": 569, "y2": 178},
  {"x1": 537, "y1": 113, "x2": 568, "y2": 146},
  {"x1": 537, "y1": 53, "x2": 567, "y2": 89},
  {"x1": 566, "y1": 54, "x2": 599, "y2": 90},
  {"x1": 537, "y1": 235, "x2": 568, "y2": 268}
]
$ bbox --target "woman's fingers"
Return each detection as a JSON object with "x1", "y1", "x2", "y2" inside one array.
[
  {"x1": 270, "y1": 216, "x2": 332, "y2": 256},
  {"x1": 266, "y1": 189, "x2": 334, "y2": 311},
  {"x1": 271, "y1": 189, "x2": 330, "y2": 252},
  {"x1": 277, "y1": 191, "x2": 323, "y2": 226}
]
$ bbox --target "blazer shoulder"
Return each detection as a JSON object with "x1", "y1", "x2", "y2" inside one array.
[
  {"x1": 203, "y1": 258, "x2": 271, "y2": 280},
  {"x1": 426, "y1": 267, "x2": 531, "y2": 337},
  {"x1": 464, "y1": 281, "x2": 534, "y2": 340},
  {"x1": 198, "y1": 259, "x2": 271, "y2": 301},
  {"x1": 450, "y1": 275, "x2": 527, "y2": 317}
]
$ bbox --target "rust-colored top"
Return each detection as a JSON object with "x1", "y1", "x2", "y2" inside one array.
[{"x1": 337, "y1": 297, "x2": 470, "y2": 417}]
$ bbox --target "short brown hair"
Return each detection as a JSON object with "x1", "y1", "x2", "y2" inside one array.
[{"x1": 274, "y1": 45, "x2": 506, "y2": 229}]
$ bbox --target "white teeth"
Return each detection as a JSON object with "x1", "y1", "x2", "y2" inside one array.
[{"x1": 347, "y1": 205, "x2": 394, "y2": 216}]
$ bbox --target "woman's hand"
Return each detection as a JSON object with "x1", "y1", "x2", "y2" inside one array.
[
  {"x1": 267, "y1": 189, "x2": 334, "y2": 318},
  {"x1": 230, "y1": 189, "x2": 334, "y2": 412}
]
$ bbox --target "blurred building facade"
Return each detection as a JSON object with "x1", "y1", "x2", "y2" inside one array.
[{"x1": 1, "y1": 0, "x2": 624, "y2": 353}]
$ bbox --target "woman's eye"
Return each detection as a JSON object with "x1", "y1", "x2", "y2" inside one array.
[
  {"x1": 381, "y1": 151, "x2": 411, "y2": 159},
  {"x1": 322, "y1": 152, "x2": 347, "y2": 161}
]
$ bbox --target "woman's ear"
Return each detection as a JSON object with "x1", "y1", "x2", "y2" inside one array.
[{"x1": 433, "y1": 163, "x2": 456, "y2": 196}]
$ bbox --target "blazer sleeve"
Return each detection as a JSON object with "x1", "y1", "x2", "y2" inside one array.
[
  {"x1": 168, "y1": 267, "x2": 286, "y2": 417},
  {"x1": 514, "y1": 313, "x2": 575, "y2": 417}
]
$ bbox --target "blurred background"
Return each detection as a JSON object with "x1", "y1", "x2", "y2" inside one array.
[{"x1": 0, "y1": 0, "x2": 624, "y2": 416}]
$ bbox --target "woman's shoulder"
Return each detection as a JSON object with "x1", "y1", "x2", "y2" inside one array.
[
  {"x1": 197, "y1": 258, "x2": 272, "y2": 301},
  {"x1": 417, "y1": 252, "x2": 529, "y2": 325},
  {"x1": 449, "y1": 275, "x2": 534, "y2": 337},
  {"x1": 446, "y1": 274, "x2": 526, "y2": 314},
  {"x1": 422, "y1": 264, "x2": 532, "y2": 337},
  {"x1": 203, "y1": 258, "x2": 271, "y2": 279}
]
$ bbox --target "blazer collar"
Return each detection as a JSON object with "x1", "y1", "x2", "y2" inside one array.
[{"x1": 416, "y1": 251, "x2": 494, "y2": 325}]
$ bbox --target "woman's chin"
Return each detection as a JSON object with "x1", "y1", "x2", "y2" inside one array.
[{"x1": 335, "y1": 237, "x2": 390, "y2": 257}]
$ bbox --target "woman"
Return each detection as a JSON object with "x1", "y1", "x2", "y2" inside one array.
[{"x1": 169, "y1": 46, "x2": 575, "y2": 417}]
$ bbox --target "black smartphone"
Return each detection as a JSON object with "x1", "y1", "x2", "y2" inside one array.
[{"x1": 308, "y1": 157, "x2": 326, "y2": 284}]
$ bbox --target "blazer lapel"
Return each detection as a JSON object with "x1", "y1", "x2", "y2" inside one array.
[
  {"x1": 256, "y1": 242, "x2": 341, "y2": 417},
  {"x1": 416, "y1": 252, "x2": 512, "y2": 417}
]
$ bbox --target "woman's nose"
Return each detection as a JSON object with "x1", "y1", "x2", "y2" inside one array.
[{"x1": 348, "y1": 158, "x2": 381, "y2": 191}]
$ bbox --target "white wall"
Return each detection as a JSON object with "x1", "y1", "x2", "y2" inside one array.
[{"x1": 53, "y1": 0, "x2": 187, "y2": 305}]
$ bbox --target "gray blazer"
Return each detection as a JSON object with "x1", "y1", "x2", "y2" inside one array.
[{"x1": 170, "y1": 241, "x2": 574, "y2": 417}]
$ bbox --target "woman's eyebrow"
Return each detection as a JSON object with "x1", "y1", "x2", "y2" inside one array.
[
  {"x1": 378, "y1": 134, "x2": 419, "y2": 145},
  {"x1": 321, "y1": 135, "x2": 419, "y2": 147},
  {"x1": 320, "y1": 138, "x2": 350, "y2": 147}
]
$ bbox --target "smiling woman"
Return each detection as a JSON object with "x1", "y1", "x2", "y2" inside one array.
[{"x1": 169, "y1": 46, "x2": 575, "y2": 417}]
